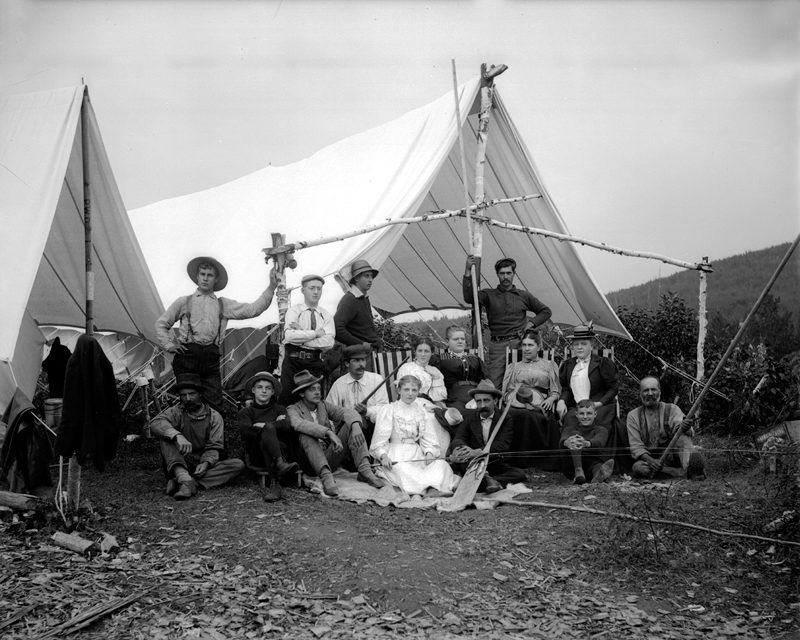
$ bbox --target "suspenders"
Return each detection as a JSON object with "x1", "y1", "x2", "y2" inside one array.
[{"x1": 183, "y1": 295, "x2": 225, "y2": 345}]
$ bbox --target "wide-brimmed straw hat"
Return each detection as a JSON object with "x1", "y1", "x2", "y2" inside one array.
[
  {"x1": 348, "y1": 259, "x2": 379, "y2": 285},
  {"x1": 173, "y1": 373, "x2": 204, "y2": 393},
  {"x1": 468, "y1": 379, "x2": 503, "y2": 399},
  {"x1": 510, "y1": 384, "x2": 546, "y2": 409},
  {"x1": 292, "y1": 369, "x2": 324, "y2": 395},
  {"x1": 567, "y1": 320, "x2": 596, "y2": 341},
  {"x1": 187, "y1": 256, "x2": 228, "y2": 291},
  {"x1": 245, "y1": 371, "x2": 282, "y2": 398}
]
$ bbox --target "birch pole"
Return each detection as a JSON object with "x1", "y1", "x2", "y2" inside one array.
[
  {"x1": 695, "y1": 257, "x2": 709, "y2": 423},
  {"x1": 269, "y1": 233, "x2": 293, "y2": 373},
  {"x1": 451, "y1": 60, "x2": 483, "y2": 354}
]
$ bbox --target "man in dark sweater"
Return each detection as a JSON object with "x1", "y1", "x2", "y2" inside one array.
[
  {"x1": 334, "y1": 260, "x2": 382, "y2": 363},
  {"x1": 559, "y1": 399, "x2": 614, "y2": 485}
]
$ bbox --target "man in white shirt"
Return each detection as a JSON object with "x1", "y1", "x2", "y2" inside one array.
[
  {"x1": 278, "y1": 274, "x2": 335, "y2": 407},
  {"x1": 325, "y1": 344, "x2": 389, "y2": 442}
]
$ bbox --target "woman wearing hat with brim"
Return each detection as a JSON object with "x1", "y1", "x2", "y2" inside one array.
[
  {"x1": 556, "y1": 322, "x2": 620, "y2": 432},
  {"x1": 236, "y1": 371, "x2": 300, "y2": 502},
  {"x1": 501, "y1": 330, "x2": 563, "y2": 471},
  {"x1": 334, "y1": 259, "x2": 383, "y2": 365},
  {"x1": 155, "y1": 256, "x2": 278, "y2": 413}
]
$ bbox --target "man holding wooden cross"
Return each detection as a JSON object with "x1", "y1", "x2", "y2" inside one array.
[
  {"x1": 447, "y1": 380, "x2": 526, "y2": 493},
  {"x1": 463, "y1": 256, "x2": 552, "y2": 389}
]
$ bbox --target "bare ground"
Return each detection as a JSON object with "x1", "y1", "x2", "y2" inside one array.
[{"x1": 1, "y1": 437, "x2": 799, "y2": 639}]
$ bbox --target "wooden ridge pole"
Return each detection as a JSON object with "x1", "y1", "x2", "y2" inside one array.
[
  {"x1": 451, "y1": 60, "x2": 483, "y2": 356},
  {"x1": 658, "y1": 232, "x2": 800, "y2": 466}
]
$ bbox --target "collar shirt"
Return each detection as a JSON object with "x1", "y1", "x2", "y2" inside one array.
[
  {"x1": 462, "y1": 277, "x2": 552, "y2": 336},
  {"x1": 570, "y1": 357, "x2": 592, "y2": 402},
  {"x1": 349, "y1": 286, "x2": 368, "y2": 299},
  {"x1": 283, "y1": 302, "x2": 335, "y2": 350},
  {"x1": 156, "y1": 287, "x2": 272, "y2": 349},
  {"x1": 481, "y1": 413, "x2": 495, "y2": 443},
  {"x1": 325, "y1": 371, "x2": 389, "y2": 422}
]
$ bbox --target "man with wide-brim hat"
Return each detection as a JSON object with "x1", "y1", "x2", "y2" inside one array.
[
  {"x1": 237, "y1": 371, "x2": 300, "y2": 502},
  {"x1": 278, "y1": 274, "x2": 335, "y2": 407},
  {"x1": 556, "y1": 321, "x2": 620, "y2": 431},
  {"x1": 286, "y1": 369, "x2": 385, "y2": 497},
  {"x1": 463, "y1": 255, "x2": 552, "y2": 390},
  {"x1": 151, "y1": 373, "x2": 244, "y2": 500},
  {"x1": 155, "y1": 255, "x2": 278, "y2": 414},
  {"x1": 334, "y1": 259, "x2": 382, "y2": 367},
  {"x1": 325, "y1": 344, "x2": 389, "y2": 443},
  {"x1": 447, "y1": 380, "x2": 526, "y2": 493}
]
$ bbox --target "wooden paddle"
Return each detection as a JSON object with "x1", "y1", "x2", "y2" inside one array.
[{"x1": 440, "y1": 383, "x2": 521, "y2": 512}]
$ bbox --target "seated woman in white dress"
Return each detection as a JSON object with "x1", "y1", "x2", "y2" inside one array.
[
  {"x1": 396, "y1": 337, "x2": 452, "y2": 454},
  {"x1": 370, "y1": 375, "x2": 460, "y2": 497}
]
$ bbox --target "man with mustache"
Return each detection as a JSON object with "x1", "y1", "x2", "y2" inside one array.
[
  {"x1": 463, "y1": 256, "x2": 552, "y2": 390},
  {"x1": 447, "y1": 380, "x2": 526, "y2": 493},
  {"x1": 325, "y1": 344, "x2": 389, "y2": 444}
]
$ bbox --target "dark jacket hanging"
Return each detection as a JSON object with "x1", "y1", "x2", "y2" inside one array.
[{"x1": 0, "y1": 388, "x2": 53, "y2": 493}]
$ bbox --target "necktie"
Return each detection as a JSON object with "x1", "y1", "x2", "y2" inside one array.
[
  {"x1": 310, "y1": 310, "x2": 317, "y2": 330},
  {"x1": 352, "y1": 380, "x2": 360, "y2": 404}
]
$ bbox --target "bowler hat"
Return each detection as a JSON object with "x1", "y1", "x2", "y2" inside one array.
[
  {"x1": 187, "y1": 256, "x2": 228, "y2": 291},
  {"x1": 292, "y1": 369, "x2": 324, "y2": 395},
  {"x1": 301, "y1": 274, "x2": 325, "y2": 286},
  {"x1": 348, "y1": 259, "x2": 379, "y2": 285},
  {"x1": 567, "y1": 320, "x2": 596, "y2": 341},
  {"x1": 342, "y1": 344, "x2": 371, "y2": 361},
  {"x1": 468, "y1": 379, "x2": 503, "y2": 399},
  {"x1": 174, "y1": 373, "x2": 204, "y2": 393},
  {"x1": 245, "y1": 371, "x2": 282, "y2": 398}
]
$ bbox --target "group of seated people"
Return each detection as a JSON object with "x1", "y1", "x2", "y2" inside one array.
[{"x1": 151, "y1": 322, "x2": 706, "y2": 502}]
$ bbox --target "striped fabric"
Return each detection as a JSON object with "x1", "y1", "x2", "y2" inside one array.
[{"x1": 372, "y1": 348, "x2": 482, "y2": 401}]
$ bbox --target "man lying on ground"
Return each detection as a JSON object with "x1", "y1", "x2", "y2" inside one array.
[
  {"x1": 626, "y1": 376, "x2": 705, "y2": 480},
  {"x1": 151, "y1": 374, "x2": 244, "y2": 500},
  {"x1": 287, "y1": 370, "x2": 385, "y2": 497},
  {"x1": 447, "y1": 380, "x2": 526, "y2": 494},
  {"x1": 559, "y1": 399, "x2": 615, "y2": 485}
]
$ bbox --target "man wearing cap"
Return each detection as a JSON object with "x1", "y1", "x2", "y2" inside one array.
[
  {"x1": 325, "y1": 344, "x2": 389, "y2": 443},
  {"x1": 151, "y1": 374, "x2": 244, "y2": 500},
  {"x1": 334, "y1": 260, "x2": 382, "y2": 366},
  {"x1": 287, "y1": 370, "x2": 385, "y2": 497},
  {"x1": 156, "y1": 256, "x2": 278, "y2": 413},
  {"x1": 627, "y1": 376, "x2": 705, "y2": 480},
  {"x1": 447, "y1": 380, "x2": 526, "y2": 493},
  {"x1": 237, "y1": 372, "x2": 300, "y2": 502},
  {"x1": 278, "y1": 274, "x2": 335, "y2": 407},
  {"x1": 556, "y1": 322, "x2": 619, "y2": 430},
  {"x1": 463, "y1": 256, "x2": 552, "y2": 389}
]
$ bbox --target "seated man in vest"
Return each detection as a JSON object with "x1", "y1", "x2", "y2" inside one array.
[
  {"x1": 626, "y1": 376, "x2": 705, "y2": 480},
  {"x1": 152, "y1": 374, "x2": 244, "y2": 500},
  {"x1": 155, "y1": 256, "x2": 277, "y2": 413},
  {"x1": 287, "y1": 370, "x2": 385, "y2": 497},
  {"x1": 325, "y1": 344, "x2": 389, "y2": 443},
  {"x1": 447, "y1": 380, "x2": 526, "y2": 493}
]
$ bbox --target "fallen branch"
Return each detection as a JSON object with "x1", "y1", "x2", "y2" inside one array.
[
  {"x1": 40, "y1": 587, "x2": 153, "y2": 638},
  {"x1": 51, "y1": 532, "x2": 100, "y2": 557},
  {"x1": 0, "y1": 491, "x2": 40, "y2": 510},
  {"x1": 0, "y1": 604, "x2": 37, "y2": 632},
  {"x1": 492, "y1": 498, "x2": 800, "y2": 548}
]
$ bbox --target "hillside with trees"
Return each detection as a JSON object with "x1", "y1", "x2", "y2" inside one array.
[{"x1": 607, "y1": 243, "x2": 800, "y2": 328}]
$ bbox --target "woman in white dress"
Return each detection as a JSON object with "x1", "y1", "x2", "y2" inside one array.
[
  {"x1": 370, "y1": 375, "x2": 459, "y2": 497},
  {"x1": 396, "y1": 338, "x2": 452, "y2": 453}
]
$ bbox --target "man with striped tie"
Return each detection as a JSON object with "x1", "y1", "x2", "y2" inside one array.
[{"x1": 278, "y1": 275, "x2": 335, "y2": 407}]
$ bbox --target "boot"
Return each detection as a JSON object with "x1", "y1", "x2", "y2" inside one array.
[
  {"x1": 264, "y1": 477, "x2": 282, "y2": 502},
  {"x1": 573, "y1": 468, "x2": 586, "y2": 485},
  {"x1": 357, "y1": 461, "x2": 386, "y2": 489},
  {"x1": 687, "y1": 452, "x2": 706, "y2": 481},
  {"x1": 484, "y1": 476, "x2": 502, "y2": 494},
  {"x1": 318, "y1": 468, "x2": 339, "y2": 497},
  {"x1": 276, "y1": 457, "x2": 299, "y2": 478},
  {"x1": 174, "y1": 479, "x2": 198, "y2": 500},
  {"x1": 591, "y1": 459, "x2": 615, "y2": 484},
  {"x1": 165, "y1": 479, "x2": 179, "y2": 496}
]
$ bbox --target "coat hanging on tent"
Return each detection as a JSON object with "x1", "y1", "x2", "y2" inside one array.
[
  {"x1": 0, "y1": 388, "x2": 53, "y2": 494},
  {"x1": 55, "y1": 335, "x2": 122, "y2": 471}
]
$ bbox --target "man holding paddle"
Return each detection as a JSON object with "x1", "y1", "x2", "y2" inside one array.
[{"x1": 447, "y1": 380, "x2": 526, "y2": 494}]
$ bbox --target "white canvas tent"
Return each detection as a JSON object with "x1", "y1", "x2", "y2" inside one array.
[
  {"x1": 0, "y1": 86, "x2": 165, "y2": 414},
  {"x1": 131, "y1": 76, "x2": 630, "y2": 341}
]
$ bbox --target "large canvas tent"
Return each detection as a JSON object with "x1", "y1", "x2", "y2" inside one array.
[
  {"x1": 131, "y1": 76, "x2": 630, "y2": 341},
  {"x1": 0, "y1": 86, "x2": 165, "y2": 413}
]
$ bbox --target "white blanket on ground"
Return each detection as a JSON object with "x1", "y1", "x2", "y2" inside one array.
[{"x1": 305, "y1": 469, "x2": 531, "y2": 510}]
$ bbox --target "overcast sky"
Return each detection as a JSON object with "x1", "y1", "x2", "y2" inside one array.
[{"x1": 2, "y1": 0, "x2": 798, "y2": 294}]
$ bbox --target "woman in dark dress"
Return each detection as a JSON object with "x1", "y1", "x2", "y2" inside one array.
[{"x1": 431, "y1": 325, "x2": 489, "y2": 416}]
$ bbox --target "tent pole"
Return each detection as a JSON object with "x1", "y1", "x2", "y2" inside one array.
[
  {"x1": 67, "y1": 87, "x2": 93, "y2": 511},
  {"x1": 270, "y1": 233, "x2": 291, "y2": 375},
  {"x1": 451, "y1": 60, "x2": 482, "y2": 353},
  {"x1": 695, "y1": 257, "x2": 709, "y2": 425},
  {"x1": 470, "y1": 63, "x2": 507, "y2": 356}
]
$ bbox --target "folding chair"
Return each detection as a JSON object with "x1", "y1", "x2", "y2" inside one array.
[{"x1": 372, "y1": 349, "x2": 413, "y2": 401}]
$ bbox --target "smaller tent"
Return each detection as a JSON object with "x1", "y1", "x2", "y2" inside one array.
[{"x1": 0, "y1": 86, "x2": 165, "y2": 413}]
